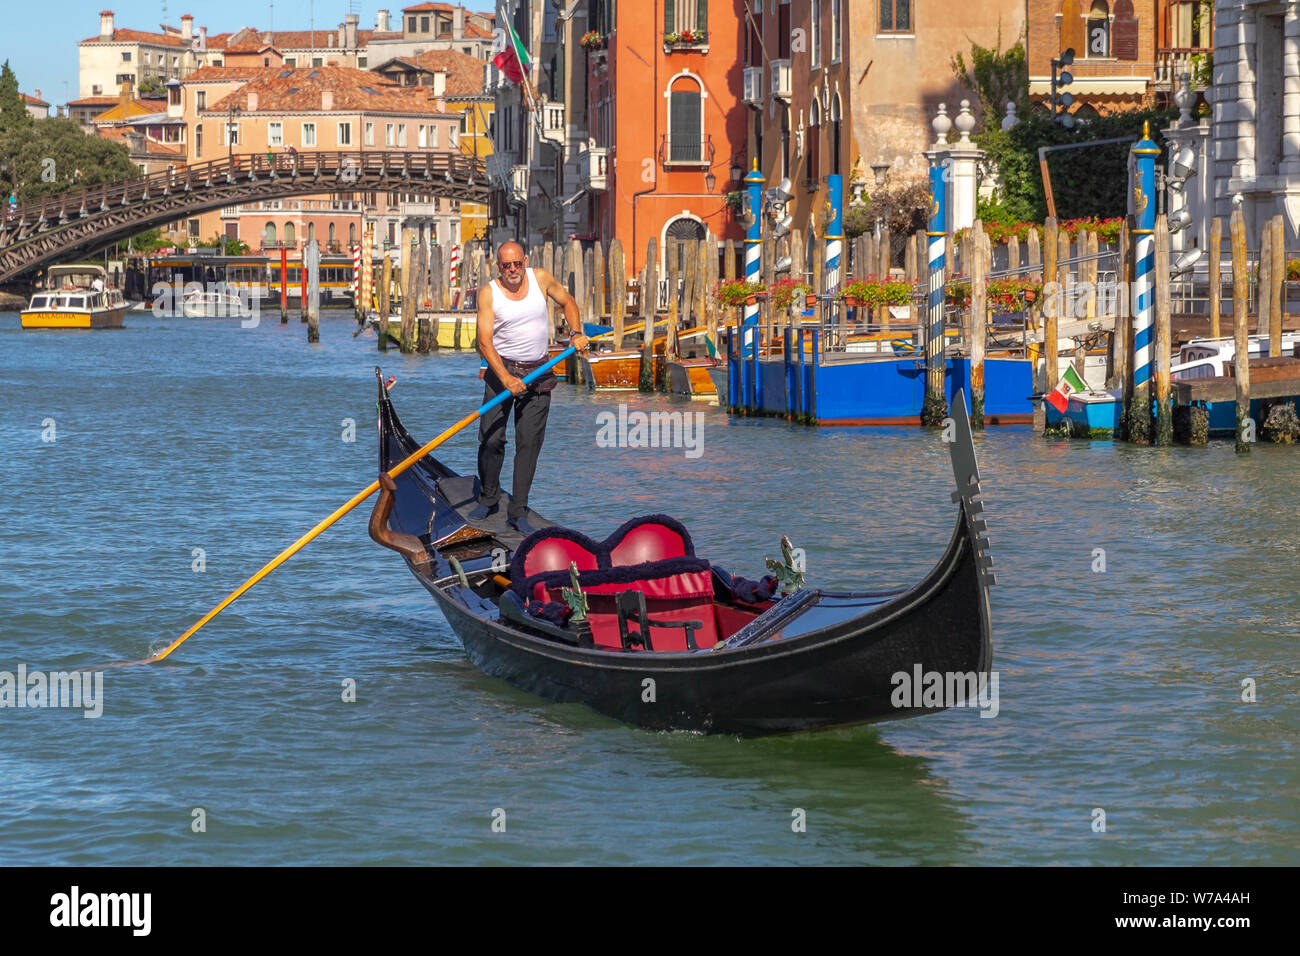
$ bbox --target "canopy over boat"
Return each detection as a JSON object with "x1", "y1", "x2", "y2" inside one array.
[{"x1": 369, "y1": 370, "x2": 995, "y2": 735}]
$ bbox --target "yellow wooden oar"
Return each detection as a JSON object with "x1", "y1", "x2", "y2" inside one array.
[{"x1": 138, "y1": 345, "x2": 582, "y2": 665}]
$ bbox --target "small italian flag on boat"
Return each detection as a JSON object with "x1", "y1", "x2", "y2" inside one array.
[{"x1": 1046, "y1": 366, "x2": 1087, "y2": 413}]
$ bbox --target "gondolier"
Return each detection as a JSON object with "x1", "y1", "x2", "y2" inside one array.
[{"x1": 469, "y1": 241, "x2": 588, "y2": 535}]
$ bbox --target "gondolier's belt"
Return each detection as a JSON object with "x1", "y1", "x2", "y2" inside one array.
[{"x1": 500, "y1": 357, "x2": 557, "y2": 394}]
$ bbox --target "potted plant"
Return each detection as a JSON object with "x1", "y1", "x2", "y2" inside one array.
[
  {"x1": 715, "y1": 279, "x2": 765, "y2": 308},
  {"x1": 580, "y1": 30, "x2": 604, "y2": 49},
  {"x1": 839, "y1": 279, "x2": 873, "y2": 308},
  {"x1": 767, "y1": 278, "x2": 811, "y2": 312}
]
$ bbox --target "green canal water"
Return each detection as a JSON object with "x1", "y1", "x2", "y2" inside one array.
[{"x1": 1, "y1": 311, "x2": 1296, "y2": 865}]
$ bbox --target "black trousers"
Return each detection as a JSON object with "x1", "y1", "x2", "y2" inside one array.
[{"x1": 477, "y1": 369, "x2": 552, "y2": 520}]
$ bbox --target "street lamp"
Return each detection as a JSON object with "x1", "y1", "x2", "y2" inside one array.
[
  {"x1": 704, "y1": 170, "x2": 716, "y2": 192},
  {"x1": 227, "y1": 103, "x2": 240, "y2": 165},
  {"x1": 730, "y1": 157, "x2": 743, "y2": 183}
]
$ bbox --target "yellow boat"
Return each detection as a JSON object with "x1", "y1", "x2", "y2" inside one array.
[{"x1": 21, "y1": 266, "x2": 128, "y2": 330}]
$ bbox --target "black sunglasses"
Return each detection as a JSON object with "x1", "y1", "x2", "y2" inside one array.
[{"x1": 499, "y1": 260, "x2": 524, "y2": 269}]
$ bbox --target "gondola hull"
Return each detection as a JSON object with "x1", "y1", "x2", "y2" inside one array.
[{"x1": 372, "y1": 371, "x2": 995, "y2": 736}]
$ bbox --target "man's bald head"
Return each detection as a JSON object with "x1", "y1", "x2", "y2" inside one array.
[{"x1": 496, "y1": 241, "x2": 525, "y2": 267}]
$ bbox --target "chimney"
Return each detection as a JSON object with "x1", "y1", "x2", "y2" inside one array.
[
  {"x1": 246, "y1": 91, "x2": 258, "y2": 111},
  {"x1": 432, "y1": 71, "x2": 446, "y2": 98},
  {"x1": 336, "y1": 25, "x2": 344, "y2": 48},
  {"x1": 453, "y1": 6, "x2": 465, "y2": 39},
  {"x1": 321, "y1": 90, "x2": 333, "y2": 111},
  {"x1": 181, "y1": 14, "x2": 193, "y2": 42},
  {"x1": 34, "y1": 88, "x2": 41, "y2": 102},
  {"x1": 345, "y1": 13, "x2": 359, "y2": 48},
  {"x1": 377, "y1": 9, "x2": 390, "y2": 33},
  {"x1": 99, "y1": 10, "x2": 115, "y2": 39},
  {"x1": 200, "y1": 25, "x2": 208, "y2": 48},
  {"x1": 119, "y1": 79, "x2": 133, "y2": 110}
]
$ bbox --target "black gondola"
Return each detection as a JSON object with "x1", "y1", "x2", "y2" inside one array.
[{"x1": 369, "y1": 369, "x2": 996, "y2": 736}]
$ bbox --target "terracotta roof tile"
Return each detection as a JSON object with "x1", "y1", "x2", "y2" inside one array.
[
  {"x1": 80, "y1": 28, "x2": 190, "y2": 47},
  {"x1": 402, "y1": 2, "x2": 456, "y2": 11},
  {"x1": 200, "y1": 66, "x2": 452, "y2": 115},
  {"x1": 68, "y1": 96, "x2": 120, "y2": 107},
  {"x1": 23, "y1": 93, "x2": 50, "y2": 107},
  {"x1": 225, "y1": 29, "x2": 375, "y2": 52},
  {"x1": 182, "y1": 65, "x2": 270, "y2": 82},
  {"x1": 375, "y1": 50, "x2": 486, "y2": 96}
]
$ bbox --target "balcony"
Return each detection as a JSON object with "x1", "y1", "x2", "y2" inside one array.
[
  {"x1": 578, "y1": 143, "x2": 609, "y2": 191},
  {"x1": 509, "y1": 164, "x2": 529, "y2": 206},
  {"x1": 770, "y1": 59, "x2": 792, "y2": 102},
  {"x1": 219, "y1": 205, "x2": 241, "y2": 219},
  {"x1": 657, "y1": 132, "x2": 714, "y2": 168},
  {"x1": 540, "y1": 101, "x2": 566, "y2": 145},
  {"x1": 1154, "y1": 48, "x2": 1213, "y2": 90},
  {"x1": 663, "y1": 30, "x2": 708, "y2": 53},
  {"x1": 743, "y1": 66, "x2": 763, "y2": 109}
]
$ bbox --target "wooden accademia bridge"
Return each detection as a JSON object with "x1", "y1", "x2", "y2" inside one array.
[{"x1": 0, "y1": 150, "x2": 490, "y2": 282}]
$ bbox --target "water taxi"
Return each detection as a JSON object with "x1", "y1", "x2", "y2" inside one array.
[
  {"x1": 181, "y1": 289, "x2": 254, "y2": 318},
  {"x1": 21, "y1": 266, "x2": 128, "y2": 329}
]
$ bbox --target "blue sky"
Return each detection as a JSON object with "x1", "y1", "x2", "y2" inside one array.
[{"x1": 4, "y1": 1, "x2": 492, "y2": 111}]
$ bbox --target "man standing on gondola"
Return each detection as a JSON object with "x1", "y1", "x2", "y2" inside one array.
[{"x1": 468, "y1": 240, "x2": 588, "y2": 536}]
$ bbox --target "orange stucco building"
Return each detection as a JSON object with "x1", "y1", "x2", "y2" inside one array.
[{"x1": 583, "y1": 1, "x2": 748, "y2": 272}]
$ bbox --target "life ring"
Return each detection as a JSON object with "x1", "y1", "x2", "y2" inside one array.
[{"x1": 890, "y1": 338, "x2": 918, "y2": 353}]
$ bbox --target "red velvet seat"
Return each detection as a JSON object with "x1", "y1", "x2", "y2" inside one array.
[{"x1": 509, "y1": 515, "x2": 717, "y2": 652}]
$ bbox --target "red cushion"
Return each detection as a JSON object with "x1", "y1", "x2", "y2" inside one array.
[
  {"x1": 521, "y1": 536, "x2": 598, "y2": 579},
  {"x1": 587, "y1": 597, "x2": 720, "y2": 651},
  {"x1": 609, "y1": 522, "x2": 690, "y2": 566}
]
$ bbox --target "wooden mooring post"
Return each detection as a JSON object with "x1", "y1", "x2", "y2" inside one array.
[
  {"x1": 400, "y1": 237, "x2": 418, "y2": 353},
  {"x1": 1208, "y1": 217, "x2": 1222, "y2": 340},
  {"x1": 1154, "y1": 215, "x2": 1173, "y2": 445},
  {"x1": 377, "y1": 252, "x2": 392, "y2": 351},
  {"x1": 1231, "y1": 208, "x2": 1251, "y2": 454},
  {"x1": 609, "y1": 238, "x2": 625, "y2": 350},
  {"x1": 640, "y1": 237, "x2": 657, "y2": 392},
  {"x1": 1039, "y1": 218, "x2": 1059, "y2": 432},
  {"x1": 305, "y1": 238, "x2": 321, "y2": 344}
]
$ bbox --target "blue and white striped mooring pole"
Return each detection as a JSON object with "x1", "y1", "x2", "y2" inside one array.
[
  {"x1": 824, "y1": 173, "x2": 843, "y2": 294},
  {"x1": 922, "y1": 153, "x2": 948, "y2": 425},
  {"x1": 1130, "y1": 121, "x2": 1159, "y2": 443},
  {"x1": 742, "y1": 161, "x2": 765, "y2": 359}
]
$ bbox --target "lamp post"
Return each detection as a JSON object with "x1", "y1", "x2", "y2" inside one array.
[{"x1": 227, "y1": 103, "x2": 240, "y2": 167}]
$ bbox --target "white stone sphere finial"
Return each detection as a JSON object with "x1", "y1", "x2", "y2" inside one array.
[
  {"x1": 1001, "y1": 101, "x2": 1019, "y2": 131},
  {"x1": 955, "y1": 99, "x2": 975, "y2": 143},
  {"x1": 932, "y1": 103, "x2": 952, "y2": 146}
]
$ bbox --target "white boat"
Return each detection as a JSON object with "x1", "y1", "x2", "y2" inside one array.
[
  {"x1": 1170, "y1": 333, "x2": 1300, "y2": 381},
  {"x1": 181, "y1": 289, "x2": 254, "y2": 318},
  {"x1": 21, "y1": 266, "x2": 128, "y2": 329}
]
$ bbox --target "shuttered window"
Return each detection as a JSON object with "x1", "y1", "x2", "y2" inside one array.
[
  {"x1": 669, "y1": 87, "x2": 701, "y2": 162},
  {"x1": 665, "y1": 1, "x2": 708, "y2": 34}
]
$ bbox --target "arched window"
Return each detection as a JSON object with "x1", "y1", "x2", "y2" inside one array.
[
  {"x1": 665, "y1": 216, "x2": 706, "y2": 246},
  {"x1": 308, "y1": 222, "x2": 316, "y2": 243},
  {"x1": 806, "y1": 99, "x2": 821, "y2": 187},
  {"x1": 349, "y1": 222, "x2": 357, "y2": 245},
  {"x1": 263, "y1": 222, "x2": 276, "y2": 247},
  {"x1": 1112, "y1": 0, "x2": 1138, "y2": 60},
  {"x1": 828, "y1": 94, "x2": 842, "y2": 176},
  {"x1": 328, "y1": 222, "x2": 336, "y2": 244},
  {"x1": 284, "y1": 221, "x2": 296, "y2": 245},
  {"x1": 1086, "y1": 1, "x2": 1110, "y2": 58},
  {"x1": 667, "y1": 75, "x2": 703, "y2": 163}
]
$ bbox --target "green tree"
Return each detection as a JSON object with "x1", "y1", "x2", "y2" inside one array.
[
  {"x1": 950, "y1": 26, "x2": 1029, "y2": 125},
  {"x1": 0, "y1": 60, "x2": 32, "y2": 135},
  {"x1": 0, "y1": 116, "x2": 139, "y2": 203},
  {"x1": 976, "y1": 108, "x2": 1178, "y2": 222}
]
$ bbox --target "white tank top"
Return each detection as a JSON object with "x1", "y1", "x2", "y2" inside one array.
[{"x1": 489, "y1": 268, "x2": 549, "y2": 362}]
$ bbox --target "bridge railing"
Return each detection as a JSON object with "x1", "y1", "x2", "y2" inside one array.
[{"x1": 3, "y1": 150, "x2": 488, "y2": 230}]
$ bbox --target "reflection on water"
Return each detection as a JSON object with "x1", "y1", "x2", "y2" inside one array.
[{"x1": 0, "y1": 312, "x2": 1296, "y2": 864}]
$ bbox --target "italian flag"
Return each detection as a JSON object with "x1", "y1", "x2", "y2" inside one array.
[
  {"x1": 493, "y1": 9, "x2": 532, "y2": 84},
  {"x1": 1046, "y1": 366, "x2": 1087, "y2": 413}
]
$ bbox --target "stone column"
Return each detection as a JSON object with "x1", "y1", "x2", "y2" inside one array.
[{"x1": 944, "y1": 100, "x2": 985, "y2": 235}]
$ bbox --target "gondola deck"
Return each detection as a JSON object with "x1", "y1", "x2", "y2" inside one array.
[{"x1": 369, "y1": 369, "x2": 995, "y2": 735}]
